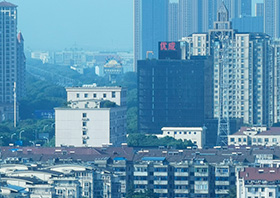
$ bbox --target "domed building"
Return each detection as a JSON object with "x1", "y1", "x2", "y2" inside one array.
[{"x1": 103, "y1": 57, "x2": 123, "y2": 83}]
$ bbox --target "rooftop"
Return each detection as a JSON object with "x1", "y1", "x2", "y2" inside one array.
[
  {"x1": 0, "y1": 1, "x2": 17, "y2": 7},
  {"x1": 231, "y1": 127, "x2": 280, "y2": 136},
  {"x1": 240, "y1": 167, "x2": 280, "y2": 181}
]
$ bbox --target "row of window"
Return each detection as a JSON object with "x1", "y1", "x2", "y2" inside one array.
[
  {"x1": 167, "y1": 131, "x2": 198, "y2": 135},
  {"x1": 76, "y1": 92, "x2": 116, "y2": 99}
]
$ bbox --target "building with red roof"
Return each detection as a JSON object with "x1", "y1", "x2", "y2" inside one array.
[
  {"x1": 237, "y1": 167, "x2": 280, "y2": 198},
  {"x1": 228, "y1": 126, "x2": 280, "y2": 147}
]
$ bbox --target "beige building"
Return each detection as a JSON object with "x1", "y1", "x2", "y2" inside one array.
[
  {"x1": 55, "y1": 85, "x2": 127, "y2": 147},
  {"x1": 228, "y1": 126, "x2": 280, "y2": 147},
  {"x1": 157, "y1": 127, "x2": 206, "y2": 148},
  {"x1": 237, "y1": 167, "x2": 280, "y2": 198}
]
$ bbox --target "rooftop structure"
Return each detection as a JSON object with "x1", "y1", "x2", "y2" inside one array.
[{"x1": 228, "y1": 127, "x2": 280, "y2": 147}]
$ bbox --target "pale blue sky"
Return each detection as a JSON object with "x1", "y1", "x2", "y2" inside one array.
[{"x1": 12, "y1": 0, "x2": 133, "y2": 51}]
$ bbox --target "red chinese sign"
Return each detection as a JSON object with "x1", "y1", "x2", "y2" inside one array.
[{"x1": 160, "y1": 42, "x2": 176, "y2": 51}]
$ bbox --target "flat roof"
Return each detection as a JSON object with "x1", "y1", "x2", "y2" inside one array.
[{"x1": 161, "y1": 127, "x2": 204, "y2": 131}]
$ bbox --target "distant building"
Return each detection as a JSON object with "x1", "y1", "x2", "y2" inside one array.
[
  {"x1": 103, "y1": 57, "x2": 123, "y2": 83},
  {"x1": 0, "y1": 2, "x2": 26, "y2": 121},
  {"x1": 255, "y1": 3, "x2": 264, "y2": 17},
  {"x1": 55, "y1": 85, "x2": 127, "y2": 147},
  {"x1": 168, "y1": 1, "x2": 179, "y2": 41},
  {"x1": 237, "y1": 167, "x2": 280, "y2": 198},
  {"x1": 232, "y1": 16, "x2": 264, "y2": 33},
  {"x1": 157, "y1": 127, "x2": 206, "y2": 149},
  {"x1": 264, "y1": 0, "x2": 280, "y2": 38},
  {"x1": 228, "y1": 126, "x2": 280, "y2": 147},
  {"x1": 133, "y1": 0, "x2": 168, "y2": 71}
]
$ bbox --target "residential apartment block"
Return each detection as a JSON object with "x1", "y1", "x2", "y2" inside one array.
[
  {"x1": 228, "y1": 126, "x2": 280, "y2": 147},
  {"x1": 3, "y1": 146, "x2": 280, "y2": 197},
  {"x1": 0, "y1": 2, "x2": 25, "y2": 121},
  {"x1": 237, "y1": 167, "x2": 280, "y2": 198},
  {"x1": 184, "y1": 3, "x2": 273, "y2": 126},
  {"x1": 55, "y1": 85, "x2": 127, "y2": 147}
]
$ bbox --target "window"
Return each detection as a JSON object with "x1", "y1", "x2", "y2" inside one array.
[
  {"x1": 83, "y1": 139, "x2": 87, "y2": 144},
  {"x1": 269, "y1": 192, "x2": 273, "y2": 197},
  {"x1": 93, "y1": 93, "x2": 97, "y2": 98},
  {"x1": 82, "y1": 113, "x2": 87, "y2": 118},
  {"x1": 84, "y1": 93, "x2": 88, "y2": 98},
  {"x1": 76, "y1": 93, "x2": 80, "y2": 98},
  {"x1": 103, "y1": 93, "x2": 107, "y2": 98},
  {"x1": 82, "y1": 130, "x2": 87, "y2": 135},
  {"x1": 83, "y1": 122, "x2": 87, "y2": 127},
  {"x1": 112, "y1": 91, "x2": 116, "y2": 98},
  {"x1": 230, "y1": 138, "x2": 234, "y2": 142}
]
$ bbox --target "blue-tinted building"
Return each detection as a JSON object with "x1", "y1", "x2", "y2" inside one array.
[
  {"x1": 133, "y1": 0, "x2": 168, "y2": 71},
  {"x1": 232, "y1": 16, "x2": 264, "y2": 33},
  {"x1": 137, "y1": 57, "x2": 212, "y2": 134}
]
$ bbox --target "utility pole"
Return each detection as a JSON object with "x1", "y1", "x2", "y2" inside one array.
[{"x1": 13, "y1": 82, "x2": 17, "y2": 128}]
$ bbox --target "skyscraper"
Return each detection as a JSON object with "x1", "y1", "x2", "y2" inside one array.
[
  {"x1": 255, "y1": 3, "x2": 264, "y2": 17},
  {"x1": 0, "y1": 1, "x2": 25, "y2": 121},
  {"x1": 185, "y1": 3, "x2": 273, "y2": 127},
  {"x1": 168, "y1": 0, "x2": 179, "y2": 41},
  {"x1": 133, "y1": 0, "x2": 168, "y2": 71},
  {"x1": 264, "y1": 0, "x2": 280, "y2": 38}
]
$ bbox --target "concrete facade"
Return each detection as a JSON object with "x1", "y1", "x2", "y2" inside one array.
[
  {"x1": 158, "y1": 127, "x2": 206, "y2": 148},
  {"x1": 55, "y1": 85, "x2": 127, "y2": 147}
]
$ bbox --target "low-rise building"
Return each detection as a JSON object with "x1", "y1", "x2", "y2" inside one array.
[
  {"x1": 228, "y1": 127, "x2": 280, "y2": 146},
  {"x1": 158, "y1": 127, "x2": 206, "y2": 148},
  {"x1": 237, "y1": 167, "x2": 280, "y2": 198}
]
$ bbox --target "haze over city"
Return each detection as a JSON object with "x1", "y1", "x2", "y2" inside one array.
[
  {"x1": 1, "y1": 0, "x2": 280, "y2": 197},
  {"x1": 12, "y1": 0, "x2": 133, "y2": 51}
]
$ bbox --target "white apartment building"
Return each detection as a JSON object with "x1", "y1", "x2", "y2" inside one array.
[
  {"x1": 183, "y1": 3, "x2": 273, "y2": 126},
  {"x1": 66, "y1": 84, "x2": 126, "y2": 106},
  {"x1": 237, "y1": 167, "x2": 280, "y2": 198},
  {"x1": 157, "y1": 127, "x2": 206, "y2": 148},
  {"x1": 228, "y1": 126, "x2": 280, "y2": 147},
  {"x1": 55, "y1": 85, "x2": 127, "y2": 147}
]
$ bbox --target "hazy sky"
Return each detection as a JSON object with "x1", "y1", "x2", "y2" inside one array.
[{"x1": 12, "y1": 0, "x2": 133, "y2": 51}]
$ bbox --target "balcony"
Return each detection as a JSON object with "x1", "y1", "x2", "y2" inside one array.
[
  {"x1": 153, "y1": 180, "x2": 168, "y2": 185},
  {"x1": 175, "y1": 181, "x2": 188, "y2": 185},
  {"x1": 174, "y1": 172, "x2": 188, "y2": 176},
  {"x1": 154, "y1": 172, "x2": 168, "y2": 176},
  {"x1": 215, "y1": 189, "x2": 229, "y2": 194},
  {"x1": 154, "y1": 189, "x2": 168, "y2": 194},
  {"x1": 174, "y1": 189, "x2": 189, "y2": 194},
  {"x1": 134, "y1": 172, "x2": 148, "y2": 176},
  {"x1": 194, "y1": 172, "x2": 208, "y2": 177},
  {"x1": 215, "y1": 181, "x2": 230, "y2": 186},
  {"x1": 134, "y1": 180, "x2": 148, "y2": 185}
]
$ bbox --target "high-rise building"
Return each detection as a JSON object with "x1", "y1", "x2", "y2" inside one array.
[
  {"x1": 177, "y1": 0, "x2": 252, "y2": 39},
  {"x1": 255, "y1": 3, "x2": 264, "y2": 17},
  {"x1": 0, "y1": 1, "x2": 25, "y2": 121},
  {"x1": 264, "y1": 0, "x2": 280, "y2": 38},
  {"x1": 178, "y1": 0, "x2": 209, "y2": 38},
  {"x1": 184, "y1": 3, "x2": 273, "y2": 127},
  {"x1": 168, "y1": 0, "x2": 179, "y2": 41},
  {"x1": 232, "y1": 16, "x2": 264, "y2": 33},
  {"x1": 133, "y1": 0, "x2": 168, "y2": 72},
  {"x1": 137, "y1": 55, "x2": 212, "y2": 134}
]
